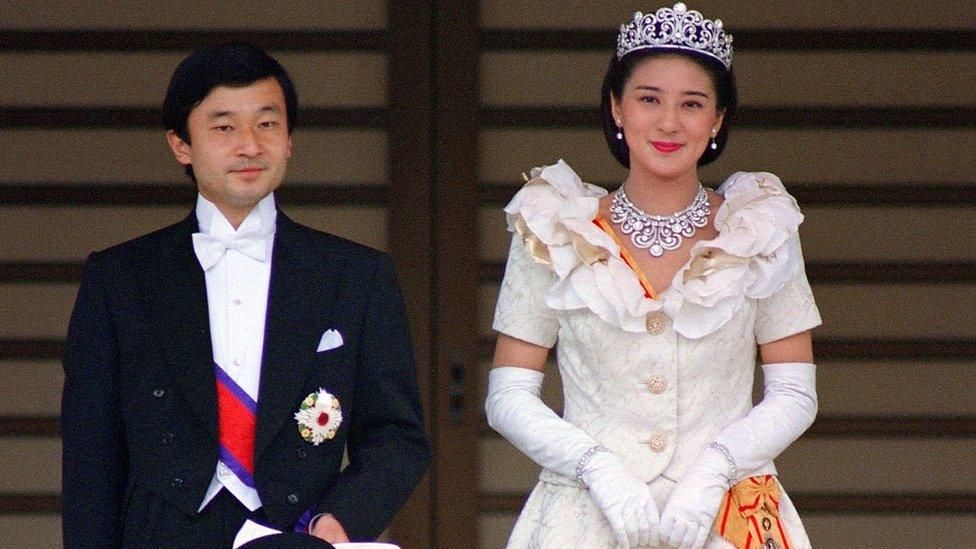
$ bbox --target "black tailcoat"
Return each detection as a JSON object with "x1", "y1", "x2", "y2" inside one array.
[{"x1": 61, "y1": 211, "x2": 429, "y2": 546}]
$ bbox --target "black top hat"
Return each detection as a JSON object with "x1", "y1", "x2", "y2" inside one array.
[{"x1": 237, "y1": 532, "x2": 336, "y2": 548}]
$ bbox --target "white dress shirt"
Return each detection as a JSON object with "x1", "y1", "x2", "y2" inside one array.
[{"x1": 195, "y1": 193, "x2": 277, "y2": 512}]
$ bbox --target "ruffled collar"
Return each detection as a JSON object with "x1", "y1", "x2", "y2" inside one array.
[{"x1": 504, "y1": 160, "x2": 804, "y2": 339}]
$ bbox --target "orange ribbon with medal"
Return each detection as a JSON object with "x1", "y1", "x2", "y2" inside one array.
[{"x1": 717, "y1": 475, "x2": 794, "y2": 549}]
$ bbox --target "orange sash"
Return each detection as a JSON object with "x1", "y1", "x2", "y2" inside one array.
[
  {"x1": 592, "y1": 217, "x2": 658, "y2": 300},
  {"x1": 716, "y1": 475, "x2": 793, "y2": 549}
]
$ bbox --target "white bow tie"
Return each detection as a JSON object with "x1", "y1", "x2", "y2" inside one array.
[{"x1": 192, "y1": 231, "x2": 270, "y2": 270}]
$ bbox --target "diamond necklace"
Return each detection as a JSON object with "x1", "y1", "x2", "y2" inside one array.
[{"x1": 609, "y1": 184, "x2": 710, "y2": 257}]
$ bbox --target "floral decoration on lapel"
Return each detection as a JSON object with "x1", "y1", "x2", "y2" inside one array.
[{"x1": 295, "y1": 388, "x2": 343, "y2": 445}]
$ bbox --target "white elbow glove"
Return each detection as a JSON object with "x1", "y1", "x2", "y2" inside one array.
[
  {"x1": 659, "y1": 362, "x2": 817, "y2": 549},
  {"x1": 486, "y1": 366, "x2": 659, "y2": 548}
]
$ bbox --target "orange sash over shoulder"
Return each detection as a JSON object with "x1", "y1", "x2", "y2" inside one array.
[
  {"x1": 716, "y1": 475, "x2": 794, "y2": 549},
  {"x1": 592, "y1": 217, "x2": 658, "y2": 300}
]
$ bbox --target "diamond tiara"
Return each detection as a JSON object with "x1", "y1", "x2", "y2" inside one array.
[{"x1": 616, "y1": 3, "x2": 733, "y2": 69}]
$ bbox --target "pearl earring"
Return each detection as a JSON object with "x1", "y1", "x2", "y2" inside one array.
[
  {"x1": 709, "y1": 129, "x2": 718, "y2": 150},
  {"x1": 615, "y1": 121, "x2": 623, "y2": 140}
]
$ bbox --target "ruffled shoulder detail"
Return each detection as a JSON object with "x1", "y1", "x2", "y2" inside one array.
[
  {"x1": 669, "y1": 172, "x2": 804, "y2": 338},
  {"x1": 505, "y1": 160, "x2": 664, "y2": 333},
  {"x1": 503, "y1": 163, "x2": 805, "y2": 339}
]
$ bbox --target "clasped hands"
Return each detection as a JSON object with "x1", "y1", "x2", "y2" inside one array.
[{"x1": 585, "y1": 451, "x2": 727, "y2": 549}]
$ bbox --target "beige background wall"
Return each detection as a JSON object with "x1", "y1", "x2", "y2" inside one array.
[{"x1": 1, "y1": 1, "x2": 974, "y2": 548}]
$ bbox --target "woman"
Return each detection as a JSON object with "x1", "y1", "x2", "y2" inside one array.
[{"x1": 485, "y1": 4, "x2": 820, "y2": 549}]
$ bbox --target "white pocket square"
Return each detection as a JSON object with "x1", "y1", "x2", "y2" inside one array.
[{"x1": 317, "y1": 329, "x2": 344, "y2": 352}]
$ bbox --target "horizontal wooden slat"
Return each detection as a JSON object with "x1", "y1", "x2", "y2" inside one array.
[
  {"x1": 480, "y1": 416, "x2": 976, "y2": 440},
  {"x1": 0, "y1": 360, "x2": 63, "y2": 416},
  {"x1": 478, "y1": 282, "x2": 976, "y2": 339},
  {"x1": 0, "y1": 437, "x2": 61, "y2": 492},
  {"x1": 13, "y1": 259, "x2": 974, "y2": 285},
  {"x1": 0, "y1": 283, "x2": 79, "y2": 339},
  {"x1": 0, "y1": 205, "x2": 189, "y2": 262},
  {"x1": 802, "y1": 514, "x2": 976, "y2": 548},
  {"x1": 817, "y1": 359, "x2": 976, "y2": 416},
  {"x1": 806, "y1": 416, "x2": 976, "y2": 438},
  {"x1": 475, "y1": 356, "x2": 976, "y2": 425},
  {"x1": 481, "y1": 182, "x2": 976, "y2": 208},
  {"x1": 0, "y1": 494, "x2": 60, "y2": 513},
  {"x1": 0, "y1": 417, "x2": 59, "y2": 437},
  {"x1": 85, "y1": 336, "x2": 925, "y2": 362},
  {"x1": 0, "y1": 52, "x2": 388, "y2": 108},
  {"x1": 479, "y1": 492, "x2": 976, "y2": 514},
  {"x1": 800, "y1": 206, "x2": 976, "y2": 263},
  {"x1": 477, "y1": 261, "x2": 976, "y2": 285},
  {"x1": 735, "y1": 51, "x2": 976, "y2": 108},
  {"x1": 805, "y1": 490, "x2": 976, "y2": 512},
  {"x1": 480, "y1": 106, "x2": 976, "y2": 129},
  {"x1": 480, "y1": 129, "x2": 976, "y2": 186},
  {"x1": 477, "y1": 336, "x2": 976, "y2": 362},
  {"x1": 0, "y1": 129, "x2": 388, "y2": 184},
  {"x1": 791, "y1": 185, "x2": 976, "y2": 207},
  {"x1": 0, "y1": 31, "x2": 388, "y2": 51},
  {"x1": 481, "y1": 29, "x2": 976, "y2": 51},
  {"x1": 784, "y1": 438, "x2": 976, "y2": 494},
  {"x1": 0, "y1": 515, "x2": 62, "y2": 548},
  {"x1": 0, "y1": 107, "x2": 387, "y2": 129},
  {"x1": 0, "y1": 205, "x2": 387, "y2": 262},
  {"x1": 0, "y1": 340, "x2": 62, "y2": 360},
  {"x1": 479, "y1": 512, "x2": 976, "y2": 549},
  {"x1": 480, "y1": 0, "x2": 976, "y2": 33},
  {"x1": 479, "y1": 432, "x2": 976, "y2": 495},
  {"x1": 0, "y1": 263, "x2": 82, "y2": 283},
  {"x1": 0, "y1": 218, "x2": 387, "y2": 334},
  {"x1": 480, "y1": 1, "x2": 976, "y2": 32},
  {"x1": 817, "y1": 339, "x2": 976, "y2": 361},
  {"x1": 812, "y1": 284, "x2": 976, "y2": 339},
  {"x1": 480, "y1": 510, "x2": 976, "y2": 549},
  {"x1": 0, "y1": 0, "x2": 386, "y2": 31},
  {"x1": 804, "y1": 262, "x2": 976, "y2": 284},
  {"x1": 481, "y1": 196, "x2": 976, "y2": 273},
  {"x1": 481, "y1": 51, "x2": 976, "y2": 108},
  {"x1": 0, "y1": 183, "x2": 388, "y2": 206},
  {"x1": 286, "y1": 206, "x2": 389, "y2": 251}
]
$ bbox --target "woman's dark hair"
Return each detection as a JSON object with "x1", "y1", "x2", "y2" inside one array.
[
  {"x1": 163, "y1": 42, "x2": 298, "y2": 179},
  {"x1": 600, "y1": 49, "x2": 737, "y2": 169}
]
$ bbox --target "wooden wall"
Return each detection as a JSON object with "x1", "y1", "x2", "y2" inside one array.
[{"x1": 0, "y1": 1, "x2": 974, "y2": 547}]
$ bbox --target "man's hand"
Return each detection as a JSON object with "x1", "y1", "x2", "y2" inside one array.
[{"x1": 309, "y1": 514, "x2": 350, "y2": 543}]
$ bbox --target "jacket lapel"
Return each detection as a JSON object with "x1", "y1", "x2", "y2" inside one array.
[
  {"x1": 144, "y1": 213, "x2": 218, "y2": 439},
  {"x1": 255, "y1": 213, "x2": 341, "y2": 457}
]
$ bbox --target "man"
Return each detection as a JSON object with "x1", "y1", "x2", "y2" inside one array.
[{"x1": 61, "y1": 42, "x2": 429, "y2": 547}]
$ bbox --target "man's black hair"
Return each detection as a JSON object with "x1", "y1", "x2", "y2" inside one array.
[{"x1": 163, "y1": 42, "x2": 298, "y2": 178}]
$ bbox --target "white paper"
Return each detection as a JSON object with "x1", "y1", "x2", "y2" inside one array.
[
  {"x1": 232, "y1": 519, "x2": 282, "y2": 548},
  {"x1": 317, "y1": 329, "x2": 344, "y2": 352}
]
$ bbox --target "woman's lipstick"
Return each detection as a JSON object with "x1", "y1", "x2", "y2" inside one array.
[{"x1": 652, "y1": 141, "x2": 683, "y2": 153}]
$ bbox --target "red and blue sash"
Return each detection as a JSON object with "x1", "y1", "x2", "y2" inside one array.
[{"x1": 215, "y1": 364, "x2": 257, "y2": 488}]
